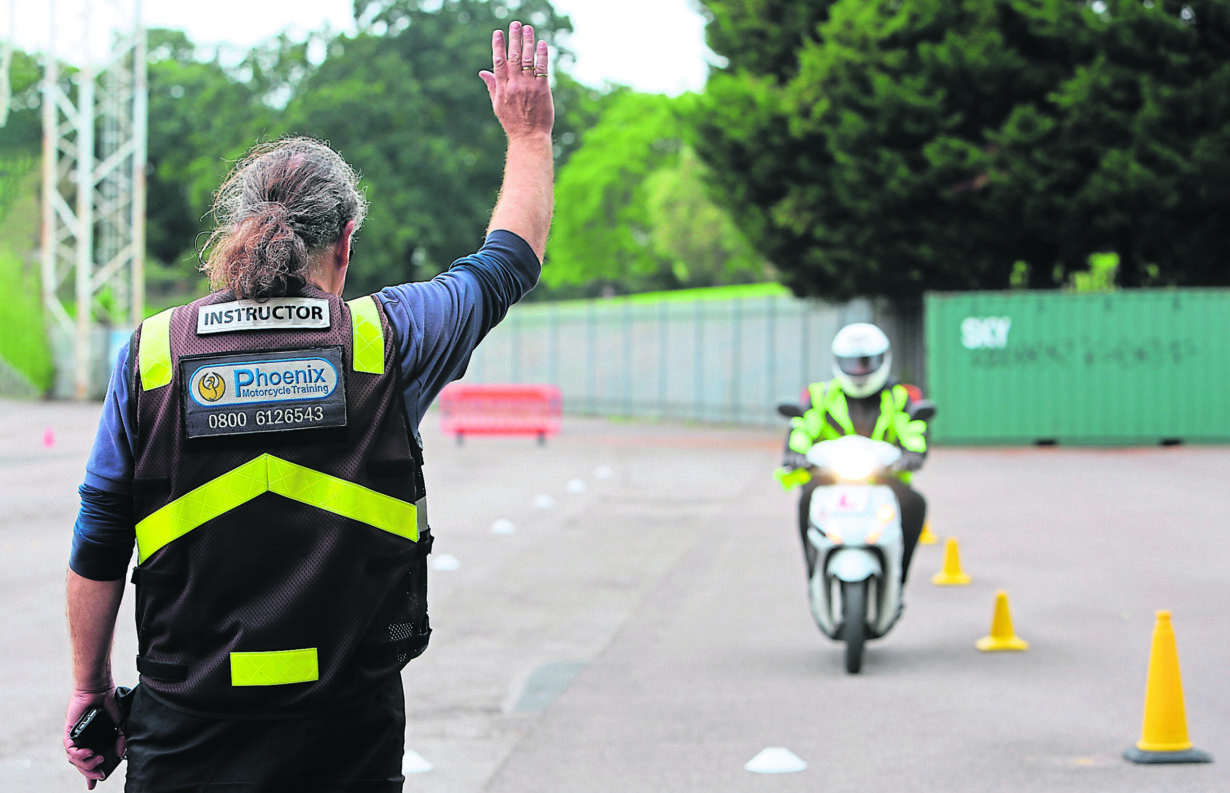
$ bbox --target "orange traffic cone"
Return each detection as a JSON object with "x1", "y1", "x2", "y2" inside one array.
[
  {"x1": 931, "y1": 537, "x2": 970, "y2": 586},
  {"x1": 1123, "y1": 611, "x2": 1211, "y2": 764},
  {"x1": 919, "y1": 521, "x2": 938, "y2": 545},
  {"x1": 976, "y1": 590, "x2": 1028, "y2": 651}
]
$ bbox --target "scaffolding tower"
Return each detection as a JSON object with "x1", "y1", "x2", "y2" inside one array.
[{"x1": 40, "y1": 0, "x2": 146, "y2": 399}]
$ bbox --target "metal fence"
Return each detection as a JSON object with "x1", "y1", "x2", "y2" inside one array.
[
  {"x1": 2, "y1": 290, "x2": 925, "y2": 421},
  {"x1": 464, "y1": 292, "x2": 922, "y2": 427}
]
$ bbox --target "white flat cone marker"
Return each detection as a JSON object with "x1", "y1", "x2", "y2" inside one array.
[
  {"x1": 431, "y1": 553, "x2": 460, "y2": 571},
  {"x1": 566, "y1": 478, "x2": 587, "y2": 494},
  {"x1": 402, "y1": 750, "x2": 433, "y2": 775},
  {"x1": 744, "y1": 746, "x2": 807, "y2": 774},
  {"x1": 490, "y1": 518, "x2": 516, "y2": 535},
  {"x1": 533, "y1": 494, "x2": 556, "y2": 509}
]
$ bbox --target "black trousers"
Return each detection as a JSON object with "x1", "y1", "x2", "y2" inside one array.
[
  {"x1": 122, "y1": 674, "x2": 406, "y2": 792},
  {"x1": 797, "y1": 477, "x2": 926, "y2": 584}
]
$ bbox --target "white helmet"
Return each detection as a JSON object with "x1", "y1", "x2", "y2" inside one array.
[{"x1": 831, "y1": 323, "x2": 891, "y2": 398}]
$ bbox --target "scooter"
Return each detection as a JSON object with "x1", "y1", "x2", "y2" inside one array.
[{"x1": 775, "y1": 403, "x2": 930, "y2": 673}]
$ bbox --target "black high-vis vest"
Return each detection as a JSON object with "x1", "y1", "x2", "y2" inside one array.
[{"x1": 129, "y1": 286, "x2": 431, "y2": 718}]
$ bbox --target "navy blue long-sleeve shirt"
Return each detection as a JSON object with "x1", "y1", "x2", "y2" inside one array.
[{"x1": 70, "y1": 230, "x2": 540, "y2": 581}]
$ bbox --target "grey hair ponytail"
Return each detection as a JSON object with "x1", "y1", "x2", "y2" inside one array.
[{"x1": 201, "y1": 137, "x2": 368, "y2": 299}]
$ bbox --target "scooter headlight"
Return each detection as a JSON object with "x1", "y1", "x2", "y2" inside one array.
[{"x1": 831, "y1": 447, "x2": 877, "y2": 481}]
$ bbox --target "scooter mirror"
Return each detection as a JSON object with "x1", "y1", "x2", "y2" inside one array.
[
  {"x1": 777, "y1": 402, "x2": 805, "y2": 419},
  {"x1": 908, "y1": 400, "x2": 937, "y2": 422}
]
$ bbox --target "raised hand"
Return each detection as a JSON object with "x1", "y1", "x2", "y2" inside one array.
[{"x1": 479, "y1": 21, "x2": 554, "y2": 141}]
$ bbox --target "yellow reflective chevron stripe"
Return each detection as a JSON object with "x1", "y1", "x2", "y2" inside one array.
[
  {"x1": 230, "y1": 648, "x2": 319, "y2": 687},
  {"x1": 347, "y1": 296, "x2": 385, "y2": 374},
  {"x1": 138, "y1": 308, "x2": 176, "y2": 390},
  {"x1": 791, "y1": 381, "x2": 850, "y2": 453},
  {"x1": 136, "y1": 456, "x2": 269, "y2": 562},
  {"x1": 871, "y1": 389, "x2": 895, "y2": 442},
  {"x1": 266, "y1": 456, "x2": 417, "y2": 540},
  {"x1": 135, "y1": 454, "x2": 418, "y2": 563},
  {"x1": 871, "y1": 385, "x2": 927, "y2": 452},
  {"x1": 819, "y1": 381, "x2": 855, "y2": 436},
  {"x1": 801, "y1": 382, "x2": 828, "y2": 440}
]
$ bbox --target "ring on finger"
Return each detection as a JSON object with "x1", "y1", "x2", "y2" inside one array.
[
  {"x1": 534, "y1": 71, "x2": 548, "y2": 78},
  {"x1": 522, "y1": 64, "x2": 535, "y2": 71}
]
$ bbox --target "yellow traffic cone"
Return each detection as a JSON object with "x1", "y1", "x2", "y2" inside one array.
[
  {"x1": 1123, "y1": 611, "x2": 1212, "y2": 764},
  {"x1": 919, "y1": 521, "x2": 938, "y2": 545},
  {"x1": 931, "y1": 537, "x2": 971, "y2": 585},
  {"x1": 976, "y1": 590, "x2": 1028, "y2": 651}
]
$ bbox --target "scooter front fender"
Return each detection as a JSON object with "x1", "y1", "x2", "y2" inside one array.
[
  {"x1": 826, "y1": 547, "x2": 882, "y2": 583},
  {"x1": 809, "y1": 548, "x2": 882, "y2": 639}
]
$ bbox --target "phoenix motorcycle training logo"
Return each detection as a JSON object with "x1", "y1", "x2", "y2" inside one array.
[{"x1": 196, "y1": 371, "x2": 227, "y2": 402}]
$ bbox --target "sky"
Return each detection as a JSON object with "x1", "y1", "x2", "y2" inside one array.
[{"x1": 7, "y1": 0, "x2": 715, "y2": 96}]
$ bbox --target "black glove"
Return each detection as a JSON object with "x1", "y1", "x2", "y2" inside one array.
[
  {"x1": 895, "y1": 450, "x2": 925, "y2": 473},
  {"x1": 782, "y1": 450, "x2": 808, "y2": 469}
]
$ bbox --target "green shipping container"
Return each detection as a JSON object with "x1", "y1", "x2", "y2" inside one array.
[{"x1": 924, "y1": 289, "x2": 1230, "y2": 445}]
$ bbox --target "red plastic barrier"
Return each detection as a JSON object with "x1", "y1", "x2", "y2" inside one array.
[{"x1": 438, "y1": 383, "x2": 562, "y2": 444}]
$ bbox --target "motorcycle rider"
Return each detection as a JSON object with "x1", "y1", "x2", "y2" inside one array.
[{"x1": 781, "y1": 322, "x2": 931, "y2": 584}]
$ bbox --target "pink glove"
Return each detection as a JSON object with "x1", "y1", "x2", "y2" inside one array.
[{"x1": 64, "y1": 687, "x2": 126, "y2": 789}]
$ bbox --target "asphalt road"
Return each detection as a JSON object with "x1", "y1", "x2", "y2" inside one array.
[{"x1": 2, "y1": 398, "x2": 1227, "y2": 792}]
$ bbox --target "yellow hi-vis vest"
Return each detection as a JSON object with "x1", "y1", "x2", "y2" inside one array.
[
  {"x1": 776, "y1": 380, "x2": 927, "y2": 489},
  {"x1": 129, "y1": 286, "x2": 431, "y2": 718}
]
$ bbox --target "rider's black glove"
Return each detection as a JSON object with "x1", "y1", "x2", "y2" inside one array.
[
  {"x1": 782, "y1": 450, "x2": 808, "y2": 470},
  {"x1": 895, "y1": 450, "x2": 925, "y2": 473}
]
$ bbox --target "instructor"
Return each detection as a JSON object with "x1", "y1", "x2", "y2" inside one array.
[{"x1": 64, "y1": 21, "x2": 553, "y2": 792}]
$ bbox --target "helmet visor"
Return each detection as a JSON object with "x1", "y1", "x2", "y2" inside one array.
[{"x1": 835, "y1": 353, "x2": 885, "y2": 378}]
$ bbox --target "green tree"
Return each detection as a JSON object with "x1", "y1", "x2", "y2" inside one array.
[
  {"x1": 8, "y1": 5, "x2": 593, "y2": 308},
  {"x1": 145, "y1": 29, "x2": 269, "y2": 281},
  {"x1": 702, "y1": 0, "x2": 838, "y2": 80},
  {"x1": 546, "y1": 92, "x2": 680, "y2": 294},
  {"x1": 995, "y1": 0, "x2": 1230, "y2": 287},
  {"x1": 277, "y1": 0, "x2": 573, "y2": 295},
  {"x1": 0, "y1": 47, "x2": 52, "y2": 393},
  {"x1": 643, "y1": 147, "x2": 771, "y2": 287},
  {"x1": 145, "y1": 2, "x2": 580, "y2": 297},
  {"x1": 546, "y1": 91, "x2": 768, "y2": 295},
  {"x1": 549, "y1": 71, "x2": 608, "y2": 168},
  {"x1": 687, "y1": 0, "x2": 1230, "y2": 300},
  {"x1": 0, "y1": 49, "x2": 44, "y2": 156}
]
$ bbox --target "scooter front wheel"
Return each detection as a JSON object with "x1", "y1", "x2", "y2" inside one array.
[{"x1": 841, "y1": 580, "x2": 868, "y2": 674}]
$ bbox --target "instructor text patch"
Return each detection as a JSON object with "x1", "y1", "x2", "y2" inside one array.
[{"x1": 197, "y1": 298, "x2": 330, "y2": 335}]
